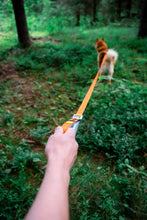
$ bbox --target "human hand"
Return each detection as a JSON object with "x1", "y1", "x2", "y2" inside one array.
[{"x1": 45, "y1": 127, "x2": 78, "y2": 172}]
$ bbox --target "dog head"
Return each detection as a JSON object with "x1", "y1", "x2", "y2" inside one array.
[{"x1": 95, "y1": 38, "x2": 108, "y2": 52}]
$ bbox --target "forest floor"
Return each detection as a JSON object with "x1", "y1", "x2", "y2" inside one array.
[{"x1": 0, "y1": 24, "x2": 147, "y2": 219}]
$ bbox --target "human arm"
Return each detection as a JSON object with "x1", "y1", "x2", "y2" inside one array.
[{"x1": 25, "y1": 126, "x2": 78, "y2": 220}]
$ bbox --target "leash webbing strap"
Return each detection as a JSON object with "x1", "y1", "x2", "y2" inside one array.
[{"x1": 62, "y1": 53, "x2": 107, "y2": 133}]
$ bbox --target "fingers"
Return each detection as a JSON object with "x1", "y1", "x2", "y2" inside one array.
[
  {"x1": 65, "y1": 128, "x2": 76, "y2": 137},
  {"x1": 54, "y1": 126, "x2": 75, "y2": 137},
  {"x1": 54, "y1": 126, "x2": 63, "y2": 135}
]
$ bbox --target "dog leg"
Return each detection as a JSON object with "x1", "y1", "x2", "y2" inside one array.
[
  {"x1": 108, "y1": 65, "x2": 114, "y2": 84},
  {"x1": 98, "y1": 69, "x2": 104, "y2": 83},
  {"x1": 108, "y1": 75, "x2": 112, "y2": 84}
]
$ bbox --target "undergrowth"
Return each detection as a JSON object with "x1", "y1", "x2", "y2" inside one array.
[
  {"x1": 77, "y1": 80, "x2": 147, "y2": 166},
  {"x1": 0, "y1": 16, "x2": 147, "y2": 220},
  {"x1": 70, "y1": 155, "x2": 147, "y2": 219}
]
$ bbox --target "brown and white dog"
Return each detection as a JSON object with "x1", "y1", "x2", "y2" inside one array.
[{"x1": 95, "y1": 38, "x2": 118, "y2": 84}]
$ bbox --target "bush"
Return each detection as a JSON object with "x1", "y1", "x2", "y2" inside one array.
[
  {"x1": 11, "y1": 43, "x2": 94, "y2": 70},
  {"x1": 0, "y1": 144, "x2": 44, "y2": 220},
  {"x1": 77, "y1": 81, "x2": 147, "y2": 165},
  {"x1": 70, "y1": 157, "x2": 147, "y2": 219}
]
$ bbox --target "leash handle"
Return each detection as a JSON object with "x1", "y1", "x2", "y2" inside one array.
[
  {"x1": 62, "y1": 114, "x2": 82, "y2": 134},
  {"x1": 70, "y1": 120, "x2": 80, "y2": 133},
  {"x1": 62, "y1": 120, "x2": 80, "y2": 134},
  {"x1": 62, "y1": 121, "x2": 74, "y2": 134}
]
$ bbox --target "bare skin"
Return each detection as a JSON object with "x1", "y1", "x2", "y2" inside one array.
[{"x1": 25, "y1": 127, "x2": 78, "y2": 220}]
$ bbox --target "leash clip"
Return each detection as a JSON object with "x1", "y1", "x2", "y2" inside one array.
[{"x1": 72, "y1": 114, "x2": 83, "y2": 121}]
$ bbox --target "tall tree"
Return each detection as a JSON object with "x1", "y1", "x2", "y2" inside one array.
[
  {"x1": 92, "y1": 0, "x2": 98, "y2": 23},
  {"x1": 76, "y1": 8, "x2": 80, "y2": 26},
  {"x1": 64, "y1": 0, "x2": 85, "y2": 26},
  {"x1": 125, "y1": 0, "x2": 132, "y2": 18},
  {"x1": 138, "y1": 0, "x2": 147, "y2": 38},
  {"x1": 11, "y1": 0, "x2": 32, "y2": 48},
  {"x1": 116, "y1": 0, "x2": 122, "y2": 20},
  {"x1": 74, "y1": 0, "x2": 83, "y2": 26}
]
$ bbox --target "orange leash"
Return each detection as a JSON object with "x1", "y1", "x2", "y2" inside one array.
[{"x1": 62, "y1": 53, "x2": 107, "y2": 133}]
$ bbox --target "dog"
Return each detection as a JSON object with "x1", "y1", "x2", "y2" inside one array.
[{"x1": 95, "y1": 38, "x2": 118, "y2": 84}]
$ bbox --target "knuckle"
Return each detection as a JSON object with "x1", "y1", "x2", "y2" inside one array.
[{"x1": 49, "y1": 134, "x2": 54, "y2": 140}]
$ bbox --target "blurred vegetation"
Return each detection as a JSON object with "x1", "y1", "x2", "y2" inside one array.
[{"x1": 0, "y1": 0, "x2": 147, "y2": 219}]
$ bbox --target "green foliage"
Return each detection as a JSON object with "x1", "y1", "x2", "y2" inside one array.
[
  {"x1": 2, "y1": 43, "x2": 93, "y2": 70},
  {"x1": 77, "y1": 81, "x2": 147, "y2": 165},
  {"x1": 30, "y1": 126, "x2": 50, "y2": 140},
  {"x1": 0, "y1": 0, "x2": 13, "y2": 15},
  {"x1": 0, "y1": 4, "x2": 147, "y2": 219},
  {"x1": 25, "y1": 0, "x2": 44, "y2": 14},
  {"x1": 0, "y1": 144, "x2": 45, "y2": 220},
  {"x1": 0, "y1": 0, "x2": 141, "y2": 35},
  {"x1": 70, "y1": 157, "x2": 147, "y2": 219}
]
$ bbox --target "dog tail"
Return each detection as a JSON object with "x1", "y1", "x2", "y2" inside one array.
[{"x1": 106, "y1": 49, "x2": 118, "y2": 64}]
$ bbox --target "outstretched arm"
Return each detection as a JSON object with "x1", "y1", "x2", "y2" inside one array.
[{"x1": 25, "y1": 127, "x2": 78, "y2": 220}]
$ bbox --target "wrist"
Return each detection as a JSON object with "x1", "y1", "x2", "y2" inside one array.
[{"x1": 46, "y1": 160, "x2": 70, "y2": 184}]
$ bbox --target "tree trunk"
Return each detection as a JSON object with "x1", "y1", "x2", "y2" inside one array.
[
  {"x1": 137, "y1": 0, "x2": 142, "y2": 18},
  {"x1": 11, "y1": 0, "x2": 32, "y2": 48},
  {"x1": 138, "y1": 0, "x2": 147, "y2": 38},
  {"x1": 116, "y1": 0, "x2": 122, "y2": 20},
  {"x1": 92, "y1": 0, "x2": 98, "y2": 23},
  {"x1": 76, "y1": 9, "x2": 80, "y2": 26},
  {"x1": 126, "y1": 0, "x2": 132, "y2": 18}
]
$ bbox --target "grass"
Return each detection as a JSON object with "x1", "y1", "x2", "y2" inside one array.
[{"x1": 0, "y1": 15, "x2": 147, "y2": 220}]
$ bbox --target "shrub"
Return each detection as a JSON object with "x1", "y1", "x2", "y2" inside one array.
[
  {"x1": 12, "y1": 43, "x2": 94, "y2": 71},
  {"x1": 77, "y1": 81, "x2": 147, "y2": 165},
  {"x1": 69, "y1": 158, "x2": 147, "y2": 220},
  {"x1": 0, "y1": 144, "x2": 44, "y2": 220}
]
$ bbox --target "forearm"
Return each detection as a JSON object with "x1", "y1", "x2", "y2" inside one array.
[
  {"x1": 25, "y1": 162, "x2": 70, "y2": 220},
  {"x1": 25, "y1": 127, "x2": 78, "y2": 220}
]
